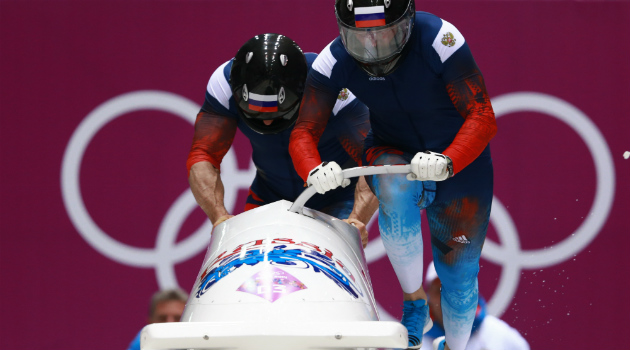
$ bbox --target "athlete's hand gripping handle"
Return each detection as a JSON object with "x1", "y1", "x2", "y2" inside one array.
[
  {"x1": 307, "y1": 161, "x2": 350, "y2": 194},
  {"x1": 290, "y1": 164, "x2": 411, "y2": 214},
  {"x1": 406, "y1": 151, "x2": 454, "y2": 182}
]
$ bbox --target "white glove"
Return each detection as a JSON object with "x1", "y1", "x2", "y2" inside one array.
[
  {"x1": 406, "y1": 151, "x2": 453, "y2": 181},
  {"x1": 307, "y1": 161, "x2": 350, "y2": 194}
]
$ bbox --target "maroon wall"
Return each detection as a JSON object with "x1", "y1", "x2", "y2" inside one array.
[{"x1": 1, "y1": 1, "x2": 629, "y2": 349}]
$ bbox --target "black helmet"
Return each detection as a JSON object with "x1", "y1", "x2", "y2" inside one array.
[
  {"x1": 335, "y1": 0, "x2": 415, "y2": 76},
  {"x1": 230, "y1": 34, "x2": 308, "y2": 134}
]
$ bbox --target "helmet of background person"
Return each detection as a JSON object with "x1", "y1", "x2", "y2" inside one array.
[{"x1": 230, "y1": 33, "x2": 308, "y2": 135}]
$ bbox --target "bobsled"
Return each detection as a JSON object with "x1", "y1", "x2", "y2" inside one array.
[{"x1": 141, "y1": 165, "x2": 412, "y2": 350}]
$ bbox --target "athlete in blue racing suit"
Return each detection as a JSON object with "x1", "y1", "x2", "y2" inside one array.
[
  {"x1": 187, "y1": 34, "x2": 377, "y2": 242},
  {"x1": 289, "y1": 2, "x2": 497, "y2": 350}
]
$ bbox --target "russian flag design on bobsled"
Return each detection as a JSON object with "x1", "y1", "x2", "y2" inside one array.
[
  {"x1": 248, "y1": 92, "x2": 278, "y2": 112},
  {"x1": 195, "y1": 243, "x2": 362, "y2": 299}
]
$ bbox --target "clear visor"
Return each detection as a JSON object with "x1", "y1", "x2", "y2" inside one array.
[{"x1": 338, "y1": 3, "x2": 414, "y2": 63}]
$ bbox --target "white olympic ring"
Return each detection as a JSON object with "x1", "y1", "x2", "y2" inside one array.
[
  {"x1": 60, "y1": 90, "x2": 255, "y2": 288},
  {"x1": 62, "y1": 91, "x2": 614, "y2": 319},
  {"x1": 481, "y1": 92, "x2": 615, "y2": 315},
  {"x1": 363, "y1": 92, "x2": 615, "y2": 319}
]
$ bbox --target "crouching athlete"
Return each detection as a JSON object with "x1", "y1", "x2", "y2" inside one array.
[{"x1": 187, "y1": 33, "x2": 378, "y2": 244}]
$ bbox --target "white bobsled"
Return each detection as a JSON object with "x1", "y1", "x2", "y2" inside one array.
[{"x1": 141, "y1": 165, "x2": 411, "y2": 350}]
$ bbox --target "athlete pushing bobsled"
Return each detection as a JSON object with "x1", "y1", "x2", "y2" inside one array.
[
  {"x1": 185, "y1": 33, "x2": 378, "y2": 247},
  {"x1": 289, "y1": 2, "x2": 497, "y2": 349}
]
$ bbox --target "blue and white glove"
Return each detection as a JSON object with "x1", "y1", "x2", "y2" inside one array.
[
  {"x1": 307, "y1": 161, "x2": 350, "y2": 194},
  {"x1": 406, "y1": 151, "x2": 453, "y2": 181}
]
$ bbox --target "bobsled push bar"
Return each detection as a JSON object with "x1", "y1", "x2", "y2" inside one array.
[{"x1": 289, "y1": 164, "x2": 411, "y2": 214}]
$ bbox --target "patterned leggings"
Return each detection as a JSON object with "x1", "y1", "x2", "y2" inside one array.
[{"x1": 365, "y1": 146, "x2": 493, "y2": 350}]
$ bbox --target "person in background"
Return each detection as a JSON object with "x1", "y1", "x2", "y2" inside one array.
[
  {"x1": 421, "y1": 262, "x2": 530, "y2": 350},
  {"x1": 126, "y1": 288, "x2": 188, "y2": 350}
]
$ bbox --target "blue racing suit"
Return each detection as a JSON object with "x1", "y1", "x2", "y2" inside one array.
[
  {"x1": 289, "y1": 12, "x2": 496, "y2": 350},
  {"x1": 187, "y1": 53, "x2": 370, "y2": 219}
]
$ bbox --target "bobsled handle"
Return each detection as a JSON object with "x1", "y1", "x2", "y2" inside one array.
[{"x1": 288, "y1": 164, "x2": 411, "y2": 214}]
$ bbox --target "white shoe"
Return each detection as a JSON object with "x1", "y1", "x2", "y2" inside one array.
[{"x1": 433, "y1": 336, "x2": 446, "y2": 350}]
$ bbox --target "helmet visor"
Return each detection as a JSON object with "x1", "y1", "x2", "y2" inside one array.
[{"x1": 338, "y1": 2, "x2": 414, "y2": 64}]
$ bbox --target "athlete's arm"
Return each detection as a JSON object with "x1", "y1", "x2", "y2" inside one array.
[
  {"x1": 289, "y1": 74, "x2": 339, "y2": 181},
  {"x1": 186, "y1": 108, "x2": 238, "y2": 226},
  {"x1": 344, "y1": 176, "x2": 379, "y2": 248},
  {"x1": 443, "y1": 69, "x2": 497, "y2": 174},
  {"x1": 441, "y1": 44, "x2": 497, "y2": 175},
  {"x1": 333, "y1": 92, "x2": 370, "y2": 166},
  {"x1": 332, "y1": 96, "x2": 378, "y2": 244}
]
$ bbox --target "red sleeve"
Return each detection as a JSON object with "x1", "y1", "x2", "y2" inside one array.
[
  {"x1": 443, "y1": 72, "x2": 497, "y2": 175},
  {"x1": 186, "y1": 110, "x2": 238, "y2": 177},
  {"x1": 289, "y1": 77, "x2": 339, "y2": 181},
  {"x1": 335, "y1": 99, "x2": 370, "y2": 167}
]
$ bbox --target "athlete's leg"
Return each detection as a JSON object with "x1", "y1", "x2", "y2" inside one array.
[
  {"x1": 244, "y1": 176, "x2": 275, "y2": 211},
  {"x1": 426, "y1": 155, "x2": 493, "y2": 350},
  {"x1": 244, "y1": 187, "x2": 265, "y2": 211},
  {"x1": 365, "y1": 147, "x2": 436, "y2": 349},
  {"x1": 366, "y1": 148, "x2": 432, "y2": 293}
]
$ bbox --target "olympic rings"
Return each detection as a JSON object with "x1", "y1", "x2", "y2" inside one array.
[
  {"x1": 480, "y1": 92, "x2": 615, "y2": 315},
  {"x1": 60, "y1": 90, "x2": 255, "y2": 287},
  {"x1": 62, "y1": 91, "x2": 613, "y2": 318}
]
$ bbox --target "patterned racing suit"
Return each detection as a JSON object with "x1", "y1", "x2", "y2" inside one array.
[
  {"x1": 289, "y1": 12, "x2": 497, "y2": 350},
  {"x1": 187, "y1": 53, "x2": 370, "y2": 219}
]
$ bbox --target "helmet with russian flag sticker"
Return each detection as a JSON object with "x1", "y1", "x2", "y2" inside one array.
[
  {"x1": 335, "y1": 0, "x2": 415, "y2": 77},
  {"x1": 230, "y1": 33, "x2": 308, "y2": 134}
]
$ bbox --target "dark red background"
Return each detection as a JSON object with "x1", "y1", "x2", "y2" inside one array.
[{"x1": 1, "y1": 1, "x2": 629, "y2": 349}]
